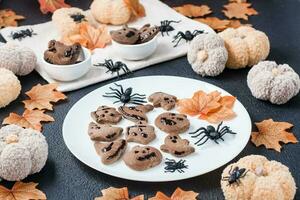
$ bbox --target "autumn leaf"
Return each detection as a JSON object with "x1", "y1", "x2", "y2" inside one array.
[
  {"x1": 38, "y1": 0, "x2": 70, "y2": 14},
  {"x1": 64, "y1": 23, "x2": 111, "y2": 51},
  {"x1": 0, "y1": 9, "x2": 25, "y2": 28},
  {"x1": 223, "y1": 2, "x2": 258, "y2": 20},
  {"x1": 23, "y1": 83, "x2": 67, "y2": 111},
  {"x1": 0, "y1": 182, "x2": 46, "y2": 200},
  {"x1": 177, "y1": 90, "x2": 236, "y2": 123},
  {"x1": 173, "y1": 4, "x2": 212, "y2": 18},
  {"x1": 123, "y1": 0, "x2": 146, "y2": 17},
  {"x1": 195, "y1": 17, "x2": 230, "y2": 31},
  {"x1": 251, "y1": 119, "x2": 298, "y2": 152},
  {"x1": 3, "y1": 110, "x2": 54, "y2": 131},
  {"x1": 149, "y1": 187, "x2": 199, "y2": 200},
  {"x1": 227, "y1": 20, "x2": 252, "y2": 28},
  {"x1": 94, "y1": 187, "x2": 144, "y2": 200}
]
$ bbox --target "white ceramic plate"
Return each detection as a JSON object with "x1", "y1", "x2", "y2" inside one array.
[{"x1": 63, "y1": 76, "x2": 251, "y2": 182}]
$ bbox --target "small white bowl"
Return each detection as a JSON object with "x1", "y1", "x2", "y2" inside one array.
[
  {"x1": 112, "y1": 36, "x2": 158, "y2": 61},
  {"x1": 42, "y1": 47, "x2": 91, "y2": 82}
]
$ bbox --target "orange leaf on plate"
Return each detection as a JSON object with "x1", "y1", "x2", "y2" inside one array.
[
  {"x1": 23, "y1": 83, "x2": 67, "y2": 111},
  {"x1": 195, "y1": 17, "x2": 230, "y2": 31},
  {"x1": 94, "y1": 187, "x2": 144, "y2": 200},
  {"x1": 64, "y1": 23, "x2": 111, "y2": 51},
  {"x1": 0, "y1": 9, "x2": 25, "y2": 28},
  {"x1": 3, "y1": 110, "x2": 54, "y2": 131},
  {"x1": 38, "y1": 0, "x2": 70, "y2": 14},
  {"x1": 173, "y1": 4, "x2": 212, "y2": 18},
  {"x1": 0, "y1": 182, "x2": 46, "y2": 200},
  {"x1": 149, "y1": 187, "x2": 199, "y2": 200},
  {"x1": 123, "y1": 0, "x2": 146, "y2": 17},
  {"x1": 223, "y1": 2, "x2": 258, "y2": 20},
  {"x1": 251, "y1": 119, "x2": 298, "y2": 152}
]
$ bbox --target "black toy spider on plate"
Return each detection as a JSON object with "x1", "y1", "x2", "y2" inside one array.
[
  {"x1": 10, "y1": 28, "x2": 37, "y2": 40},
  {"x1": 164, "y1": 158, "x2": 188, "y2": 173},
  {"x1": 159, "y1": 20, "x2": 181, "y2": 36},
  {"x1": 70, "y1": 13, "x2": 86, "y2": 23},
  {"x1": 172, "y1": 30, "x2": 205, "y2": 47},
  {"x1": 94, "y1": 59, "x2": 131, "y2": 78},
  {"x1": 222, "y1": 166, "x2": 248, "y2": 186},
  {"x1": 103, "y1": 83, "x2": 146, "y2": 105},
  {"x1": 189, "y1": 122, "x2": 236, "y2": 146}
]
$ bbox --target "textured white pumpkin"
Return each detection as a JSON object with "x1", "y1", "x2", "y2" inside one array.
[
  {"x1": 0, "y1": 125, "x2": 48, "y2": 181},
  {"x1": 0, "y1": 42, "x2": 36, "y2": 76},
  {"x1": 221, "y1": 155, "x2": 296, "y2": 200},
  {"x1": 90, "y1": 0, "x2": 131, "y2": 25},
  {"x1": 187, "y1": 33, "x2": 228, "y2": 77},
  {"x1": 0, "y1": 68, "x2": 21, "y2": 108},
  {"x1": 247, "y1": 61, "x2": 300, "y2": 104}
]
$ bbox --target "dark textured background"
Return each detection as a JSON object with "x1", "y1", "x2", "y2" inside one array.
[{"x1": 0, "y1": 0, "x2": 299, "y2": 199}]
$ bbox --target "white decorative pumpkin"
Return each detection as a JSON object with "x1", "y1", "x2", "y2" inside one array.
[{"x1": 0, "y1": 125, "x2": 48, "y2": 181}]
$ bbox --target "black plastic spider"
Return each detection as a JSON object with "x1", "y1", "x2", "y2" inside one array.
[
  {"x1": 164, "y1": 158, "x2": 188, "y2": 173},
  {"x1": 172, "y1": 30, "x2": 204, "y2": 47},
  {"x1": 159, "y1": 20, "x2": 181, "y2": 36},
  {"x1": 222, "y1": 166, "x2": 248, "y2": 185},
  {"x1": 70, "y1": 13, "x2": 86, "y2": 23},
  {"x1": 10, "y1": 28, "x2": 37, "y2": 40},
  {"x1": 189, "y1": 122, "x2": 236, "y2": 146},
  {"x1": 94, "y1": 59, "x2": 131, "y2": 78},
  {"x1": 103, "y1": 83, "x2": 146, "y2": 105}
]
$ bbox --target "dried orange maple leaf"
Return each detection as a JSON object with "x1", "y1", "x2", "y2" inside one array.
[
  {"x1": 123, "y1": 0, "x2": 146, "y2": 17},
  {"x1": 177, "y1": 90, "x2": 236, "y2": 123},
  {"x1": 23, "y1": 83, "x2": 67, "y2": 111},
  {"x1": 3, "y1": 110, "x2": 54, "y2": 132},
  {"x1": 0, "y1": 9, "x2": 25, "y2": 28},
  {"x1": 38, "y1": 0, "x2": 70, "y2": 14},
  {"x1": 195, "y1": 17, "x2": 230, "y2": 31},
  {"x1": 251, "y1": 119, "x2": 298, "y2": 152},
  {"x1": 0, "y1": 182, "x2": 46, "y2": 200},
  {"x1": 173, "y1": 4, "x2": 212, "y2": 18},
  {"x1": 149, "y1": 187, "x2": 199, "y2": 200},
  {"x1": 223, "y1": 2, "x2": 258, "y2": 20},
  {"x1": 64, "y1": 23, "x2": 111, "y2": 51},
  {"x1": 94, "y1": 187, "x2": 144, "y2": 200}
]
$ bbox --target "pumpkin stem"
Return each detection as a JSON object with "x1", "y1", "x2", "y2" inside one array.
[
  {"x1": 5, "y1": 134, "x2": 19, "y2": 144},
  {"x1": 197, "y1": 50, "x2": 208, "y2": 62}
]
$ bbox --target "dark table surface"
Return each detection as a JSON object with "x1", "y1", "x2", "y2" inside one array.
[{"x1": 0, "y1": 0, "x2": 299, "y2": 199}]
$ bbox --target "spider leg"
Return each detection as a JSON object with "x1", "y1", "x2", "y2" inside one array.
[
  {"x1": 131, "y1": 93, "x2": 146, "y2": 97},
  {"x1": 102, "y1": 95, "x2": 120, "y2": 99},
  {"x1": 195, "y1": 137, "x2": 209, "y2": 146},
  {"x1": 214, "y1": 139, "x2": 219, "y2": 144},
  {"x1": 189, "y1": 127, "x2": 206, "y2": 135},
  {"x1": 173, "y1": 37, "x2": 183, "y2": 47},
  {"x1": 240, "y1": 170, "x2": 249, "y2": 178},
  {"x1": 113, "y1": 100, "x2": 121, "y2": 104},
  {"x1": 117, "y1": 70, "x2": 120, "y2": 78},
  {"x1": 109, "y1": 87, "x2": 122, "y2": 95},
  {"x1": 229, "y1": 165, "x2": 233, "y2": 174},
  {"x1": 216, "y1": 121, "x2": 223, "y2": 132},
  {"x1": 114, "y1": 83, "x2": 124, "y2": 94},
  {"x1": 104, "y1": 92, "x2": 121, "y2": 96},
  {"x1": 172, "y1": 32, "x2": 182, "y2": 41},
  {"x1": 191, "y1": 131, "x2": 206, "y2": 138},
  {"x1": 129, "y1": 99, "x2": 147, "y2": 103}
]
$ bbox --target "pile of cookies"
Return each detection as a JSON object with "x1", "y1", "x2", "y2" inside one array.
[{"x1": 87, "y1": 91, "x2": 196, "y2": 171}]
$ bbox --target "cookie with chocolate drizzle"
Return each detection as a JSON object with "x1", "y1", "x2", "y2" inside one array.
[
  {"x1": 155, "y1": 112, "x2": 190, "y2": 134},
  {"x1": 123, "y1": 145, "x2": 162, "y2": 171},
  {"x1": 148, "y1": 92, "x2": 177, "y2": 110},
  {"x1": 118, "y1": 104, "x2": 154, "y2": 123},
  {"x1": 94, "y1": 139, "x2": 127, "y2": 165},
  {"x1": 110, "y1": 25, "x2": 139, "y2": 45},
  {"x1": 91, "y1": 106, "x2": 122, "y2": 124},
  {"x1": 161, "y1": 134, "x2": 195, "y2": 157},
  {"x1": 126, "y1": 124, "x2": 156, "y2": 145},
  {"x1": 88, "y1": 122, "x2": 123, "y2": 142}
]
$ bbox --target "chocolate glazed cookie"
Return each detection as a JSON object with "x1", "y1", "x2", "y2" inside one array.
[
  {"x1": 123, "y1": 146, "x2": 162, "y2": 171},
  {"x1": 94, "y1": 139, "x2": 127, "y2": 165},
  {"x1": 155, "y1": 112, "x2": 190, "y2": 134}
]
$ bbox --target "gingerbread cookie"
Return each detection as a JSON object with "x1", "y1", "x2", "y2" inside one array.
[
  {"x1": 155, "y1": 112, "x2": 190, "y2": 134},
  {"x1": 94, "y1": 139, "x2": 127, "y2": 165},
  {"x1": 91, "y1": 106, "x2": 122, "y2": 124},
  {"x1": 137, "y1": 24, "x2": 160, "y2": 43},
  {"x1": 110, "y1": 25, "x2": 139, "y2": 45},
  {"x1": 126, "y1": 124, "x2": 156, "y2": 145},
  {"x1": 160, "y1": 134, "x2": 195, "y2": 157},
  {"x1": 148, "y1": 92, "x2": 177, "y2": 110},
  {"x1": 118, "y1": 104, "x2": 154, "y2": 123},
  {"x1": 123, "y1": 145, "x2": 162, "y2": 171},
  {"x1": 88, "y1": 122, "x2": 123, "y2": 142},
  {"x1": 44, "y1": 40, "x2": 82, "y2": 65}
]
